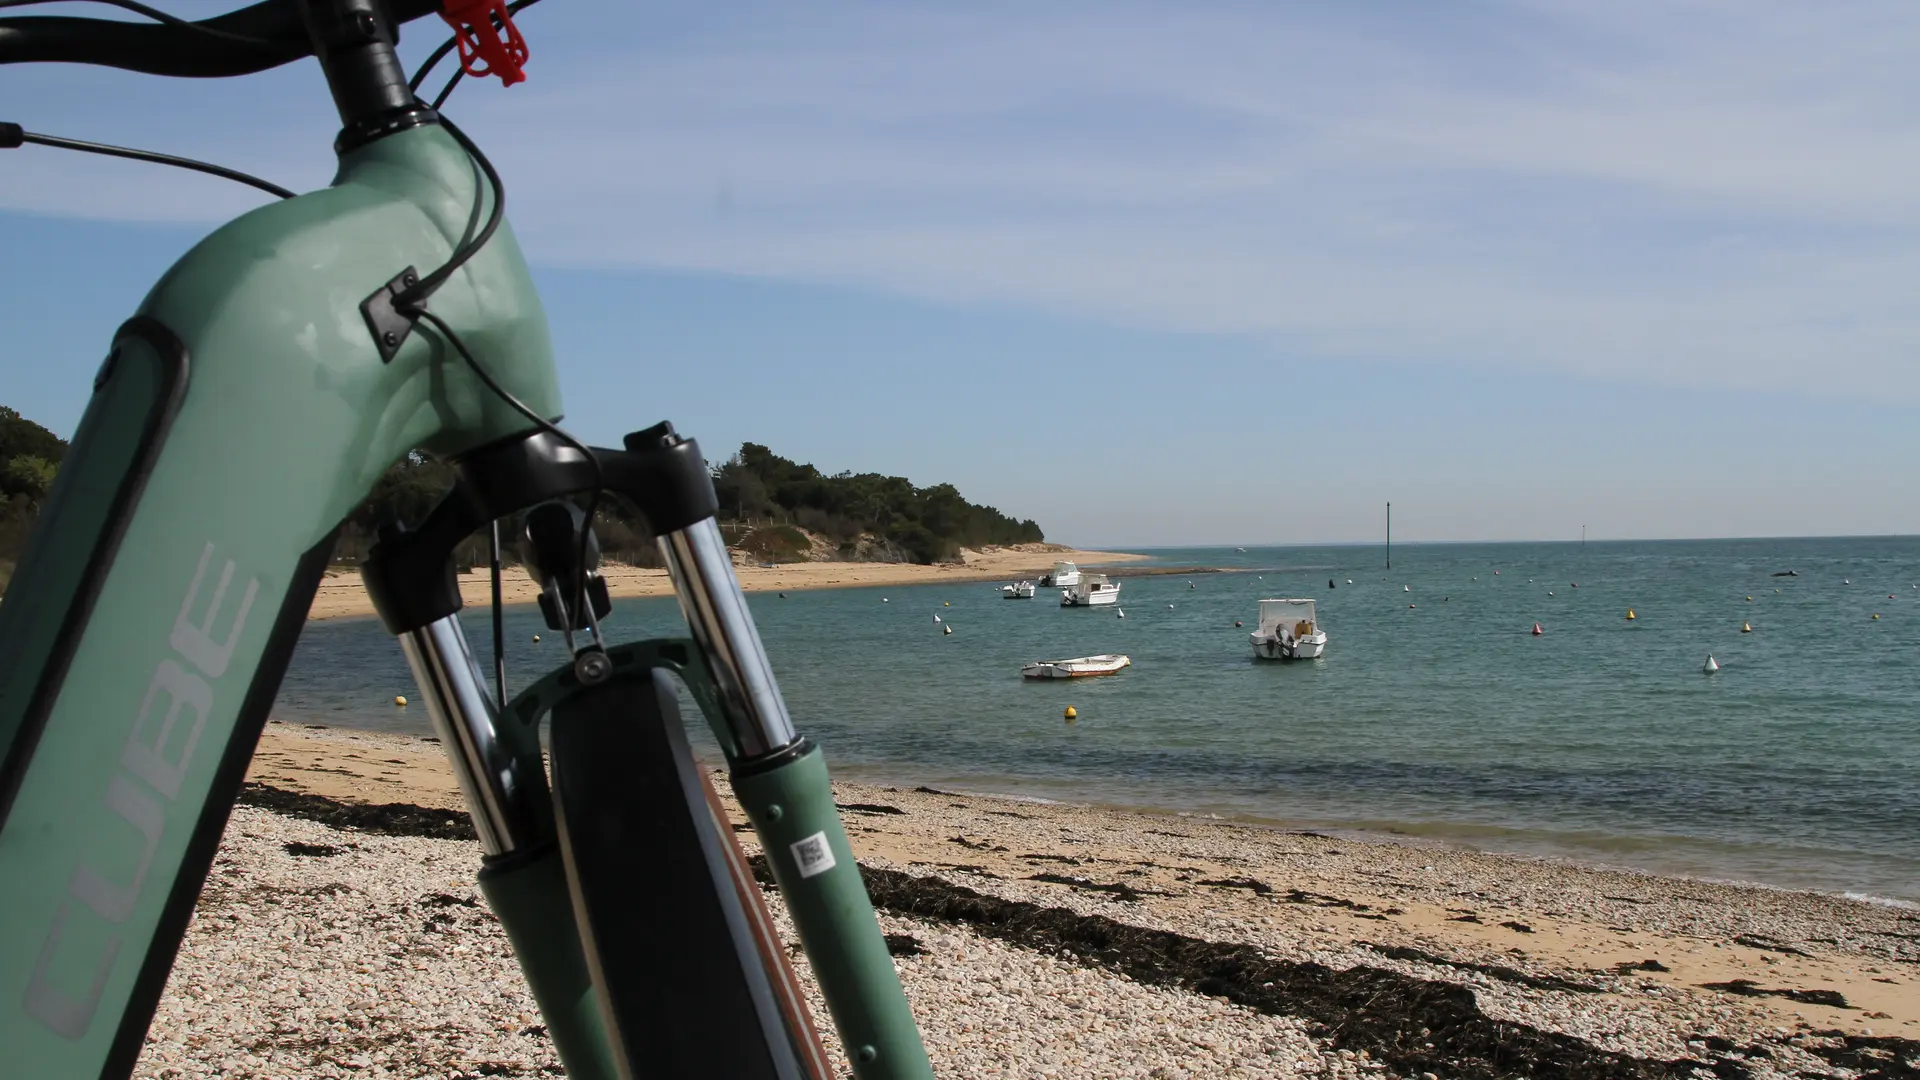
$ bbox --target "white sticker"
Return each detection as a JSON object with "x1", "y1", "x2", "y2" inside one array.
[{"x1": 789, "y1": 831, "x2": 837, "y2": 879}]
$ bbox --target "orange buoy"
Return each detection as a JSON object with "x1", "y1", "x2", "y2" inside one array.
[{"x1": 1531, "y1": 623, "x2": 1543, "y2": 636}]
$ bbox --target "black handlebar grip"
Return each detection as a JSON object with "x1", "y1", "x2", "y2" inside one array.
[
  {"x1": 0, "y1": 0, "x2": 441, "y2": 77},
  {"x1": 0, "y1": 123, "x2": 22, "y2": 149}
]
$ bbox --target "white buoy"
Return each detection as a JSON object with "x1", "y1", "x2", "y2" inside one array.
[
  {"x1": 1703, "y1": 654, "x2": 1719, "y2": 674},
  {"x1": 1845, "y1": 579, "x2": 1852, "y2": 585},
  {"x1": 943, "y1": 625, "x2": 952, "y2": 635},
  {"x1": 1117, "y1": 608, "x2": 1126, "y2": 619},
  {"x1": 1404, "y1": 585, "x2": 1410, "y2": 592},
  {"x1": 883, "y1": 597, "x2": 889, "y2": 602},
  {"x1": 932, "y1": 615, "x2": 941, "y2": 623},
  {"x1": 1346, "y1": 579, "x2": 1353, "y2": 584}
]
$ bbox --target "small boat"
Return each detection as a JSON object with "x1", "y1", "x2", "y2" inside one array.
[
  {"x1": 1772, "y1": 570, "x2": 1798, "y2": 577},
  {"x1": 1021, "y1": 654, "x2": 1131, "y2": 679},
  {"x1": 1037, "y1": 561, "x2": 1082, "y2": 588},
  {"x1": 1001, "y1": 580, "x2": 1037, "y2": 599},
  {"x1": 1250, "y1": 598, "x2": 1328, "y2": 660},
  {"x1": 1061, "y1": 574, "x2": 1121, "y2": 607}
]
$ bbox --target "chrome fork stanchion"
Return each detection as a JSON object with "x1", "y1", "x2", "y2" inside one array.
[
  {"x1": 657, "y1": 518, "x2": 799, "y2": 759},
  {"x1": 398, "y1": 613, "x2": 551, "y2": 856}
]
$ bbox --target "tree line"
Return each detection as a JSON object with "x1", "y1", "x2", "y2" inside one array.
[
  {"x1": 1, "y1": 409, "x2": 1042, "y2": 580},
  {"x1": 711, "y1": 443, "x2": 1043, "y2": 564}
]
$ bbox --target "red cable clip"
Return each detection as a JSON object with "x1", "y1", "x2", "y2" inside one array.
[{"x1": 439, "y1": 0, "x2": 530, "y2": 87}]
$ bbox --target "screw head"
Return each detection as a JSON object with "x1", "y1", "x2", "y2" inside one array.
[
  {"x1": 574, "y1": 650, "x2": 612, "y2": 685},
  {"x1": 382, "y1": 330, "x2": 398, "y2": 347}
]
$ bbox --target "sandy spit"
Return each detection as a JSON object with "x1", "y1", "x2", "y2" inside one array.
[{"x1": 306, "y1": 545, "x2": 1148, "y2": 621}]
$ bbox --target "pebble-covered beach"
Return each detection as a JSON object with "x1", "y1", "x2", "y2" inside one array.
[{"x1": 134, "y1": 723, "x2": 1918, "y2": 1079}]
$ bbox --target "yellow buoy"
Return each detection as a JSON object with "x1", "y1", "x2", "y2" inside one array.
[
  {"x1": 1626, "y1": 609, "x2": 1636, "y2": 620},
  {"x1": 944, "y1": 602, "x2": 950, "y2": 607},
  {"x1": 1063, "y1": 706, "x2": 1077, "y2": 721},
  {"x1": 1872, "y1": 613, "x2": 1880, "y2": 620},
  {"x1": 1746, "y1": 596, "x2": 1753, "y2": 602},
  {"x1": 1741, "y1": 622, "x2": 1752, "y2": 633},
  {"x1": 394, "y1": 695, "x2": 408, "y2": 707}
]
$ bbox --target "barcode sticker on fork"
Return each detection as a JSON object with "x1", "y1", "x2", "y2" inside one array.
[{"x1": 789, "y1": 831, "x2": 837, "y2": 879}]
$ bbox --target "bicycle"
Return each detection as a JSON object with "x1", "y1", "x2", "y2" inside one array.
[{"x1": 0, "y1": 3, "x2": 934, "y2": 1077}]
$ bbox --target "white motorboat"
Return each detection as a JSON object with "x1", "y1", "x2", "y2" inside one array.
[
  {"x1": 1250, "y1": 598, "x2": 1328, "y2": 660},
  {"x1": 1061, "y1": 573, "x2": 1121, "y2": 607},
  {"x1": 1021, "y1": 654, "x2": 1131, "y2": 679},
  {"x1": 1037, "y1": 560, "x2": 1082, "y2": 588},
  {"x1": 1001, "y1": 580, "x2": 1037, "y2": 599}
]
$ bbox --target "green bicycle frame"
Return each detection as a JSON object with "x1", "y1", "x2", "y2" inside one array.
[{"x1": 0, "y1": 107, "x2": 929, "y2": 1080}]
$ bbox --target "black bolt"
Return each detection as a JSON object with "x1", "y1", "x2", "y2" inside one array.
[{"x1": 383, "y1": 331, "x2": 398, "y2": 347}]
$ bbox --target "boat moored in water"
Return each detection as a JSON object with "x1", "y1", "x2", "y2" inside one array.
[
  {"x1": 1250, "y1": 598, "x2": 1328, "y2": 660},
  {"x1": 1021, "y1": 654, "x2": 1131, "y2": 679},
  {"x1": 1001, "y1": 580, "x2": 1037, "y2": 599},
  {"x1": 1037, "y1": 561, "x2": 1082, "y2": 588},
  {"x1": 1061, "y1": 573, "x2": 1121, "y2": 607}
]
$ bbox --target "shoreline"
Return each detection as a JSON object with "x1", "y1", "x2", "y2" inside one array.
[
  {"x1": 222, "y1": 722, "x2": 1918, "y2": 1061},
  {"x1": 306, "y1": 544, "x2": 1151, "y2": 621}
]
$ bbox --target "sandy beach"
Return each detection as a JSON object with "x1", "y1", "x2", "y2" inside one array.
[
  {"x1": 305, "y1": 544, "x2": 1150, "y2": 621},
  {"x1": 131, "y1": 721, "x2": 1919, "y2": 1078}
]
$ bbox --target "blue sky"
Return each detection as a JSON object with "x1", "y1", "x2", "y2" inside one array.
[{"x1": 4, "y1": 1, "x2": 1919, "y2": 546}]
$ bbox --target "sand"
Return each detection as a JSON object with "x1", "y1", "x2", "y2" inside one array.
[
  {"x1": 305, "y1": 544, "x2": 1149, "y2": 621},
  {"x1": 150, "y1": 720, "x2": 1919, "y2": 1078}
]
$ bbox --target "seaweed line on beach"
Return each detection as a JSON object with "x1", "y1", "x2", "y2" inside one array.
[
  {"x1": 744, "y1": 855, "x2": 1714, "y2": 1080},
  {"x1": 232, "y1": 783, "x2": 1920, "y2": 1080}
]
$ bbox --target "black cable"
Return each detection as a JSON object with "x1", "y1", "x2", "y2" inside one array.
[
  {"x1": 490, "y1": 519, "x2": 506, "y2": 706},
  {"x1": 407, "y1": 0, "x2": 543, "y2": 96},
  {"x1": 391, "y1": 114, "x2": 501, "y2": 310},
  {"x1": 0, "y1": 124, "x2": 294, "y2": 199},
  {"x1": 0, "y1": 0, "x2": 280, "y2": 48},
  {"x1": 414, "y1": 307, "x2": 606, "y2": 636},
  {"x1": 430, "y1": 66, "x2": 464, "y2": 111}
]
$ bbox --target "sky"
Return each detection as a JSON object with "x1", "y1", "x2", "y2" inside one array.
[{"x1": 3, "y1": 1, "x2": 1919, "y2": 547}]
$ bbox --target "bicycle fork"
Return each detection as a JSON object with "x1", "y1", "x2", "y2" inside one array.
[{"x1": 364, "y1": 425, "x2": 931, "y2": 1080}]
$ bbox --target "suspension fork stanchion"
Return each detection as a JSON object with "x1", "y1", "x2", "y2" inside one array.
[
  {"x1": 385, "y1": 614, "x2": 618, "y2": 1080},
  {"x1": 659, "y1": 518, "x2": 935, "y2": 1080}
]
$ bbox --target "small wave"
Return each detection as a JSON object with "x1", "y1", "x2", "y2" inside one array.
[{"x1": 1841, "y1": 891, "x2": 1920, "y2": 910}]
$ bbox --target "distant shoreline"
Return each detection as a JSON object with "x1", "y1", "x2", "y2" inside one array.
[{"x1": 306, "y1": 545, "x2": 1150, "y2": 621}]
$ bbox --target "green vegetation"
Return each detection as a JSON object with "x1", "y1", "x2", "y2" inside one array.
[
  {"x1": 0, "y1": 407, "x2": 68, "y2": 585},
  {"x1": 0, "y1": 406, "x2": 1042, "y2": 583},
  {"x1": 739, "y1": 524, "x2": 813, "y2": 564},
  {"x1": 711, "y1": 443, "x2": 1043, "y2": 564}
]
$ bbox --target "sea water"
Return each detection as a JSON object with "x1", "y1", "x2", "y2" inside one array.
[{"x1": 275, "y1": 537, "x2": 1920, "y2": 902}]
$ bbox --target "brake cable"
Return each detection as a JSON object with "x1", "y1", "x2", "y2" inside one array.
[{"x1": 0, "y1": 121, "x2": 295, "y2": 198}]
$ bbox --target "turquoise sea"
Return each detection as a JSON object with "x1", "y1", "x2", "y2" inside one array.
[{"x1": 275, "y1": 537, "x2": 1920, "y2": 903}]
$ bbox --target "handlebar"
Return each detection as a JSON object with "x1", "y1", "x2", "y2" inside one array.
[{"x1": 0, "y1": 0, "x2": 440, "y2": 77}]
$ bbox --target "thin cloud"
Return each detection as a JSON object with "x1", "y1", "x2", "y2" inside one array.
[{"x1": 5, "y1": 1, "x2": 1918, "y2": 397}]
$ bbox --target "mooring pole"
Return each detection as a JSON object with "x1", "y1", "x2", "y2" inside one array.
[{"x1": 1386, "y1": 502, "x2": 1391, "y2": 570}]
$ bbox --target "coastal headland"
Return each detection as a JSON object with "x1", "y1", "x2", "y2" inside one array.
[{"x1": 134, "y1": 721, "x2": 1920, "y2": 1077}]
